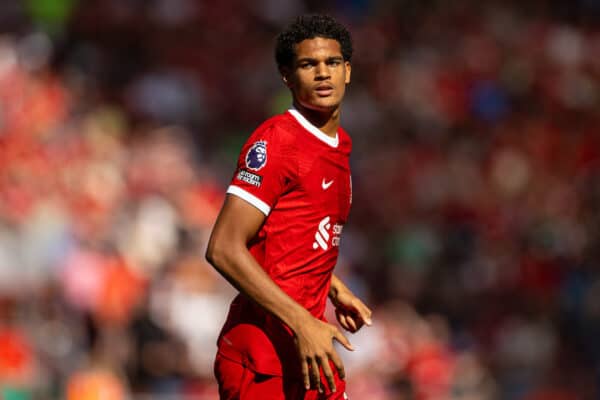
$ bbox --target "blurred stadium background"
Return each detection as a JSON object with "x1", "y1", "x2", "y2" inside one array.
[{"x1": 1, "y1": 0, "x2": 600, "y2": 399}]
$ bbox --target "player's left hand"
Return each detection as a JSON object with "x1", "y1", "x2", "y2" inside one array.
[{"x1": 332, "y1": 288, "x2": 372, "y2": 333}]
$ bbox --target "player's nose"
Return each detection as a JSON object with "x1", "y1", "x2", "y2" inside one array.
[{"x1": 315, "y1": 62, "x2": 330, "y2": 79}]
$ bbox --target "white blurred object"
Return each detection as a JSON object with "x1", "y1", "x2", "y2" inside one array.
[
  {"x1": 127, "y1": 70, "x2": 204, "y2": 123},
  {"x1": 165, "y1": 290, "x2": 230, "y2": 375},
  {"x1": 0, "y1": 35, "x2": 17, "y2": 78},
  {"x1": 19, "y1": 200, "x2": 70, "y2": 289},
  {"x1": 0, "y1": 224, "x2": 22, "y2": 294},
  {"x1": 17, "y1": 32, "x2": 52, "y2": 72},
  {"x1": 546, "y1": 26, "x2": 583, "y2": 68},
  {"x1": 150, "y1": 273, "x2": 233, "y2": 376},
  {"x1": 118, "y1": 195, "x2": 179, "y2": 275},
  {"x1": 252, "y1": 0, "x2": 306, "y2": 25},
  {"x1": 496, "y1": 315, "x2": 557, "y2": 370},
  {"x1": 339, "y1": 318, "x2": 386, "y2": 373}
]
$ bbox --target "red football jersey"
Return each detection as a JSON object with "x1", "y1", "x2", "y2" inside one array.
[{"x1": 217, "y1": 108, "x2": 352, "y2": 376}]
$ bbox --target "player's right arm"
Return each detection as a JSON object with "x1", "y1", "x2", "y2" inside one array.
[{"x1": 205, "y1": 194, "x2": 353, "y2": 393}]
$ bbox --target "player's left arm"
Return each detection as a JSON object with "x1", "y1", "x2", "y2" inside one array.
[{"x1": 329, "y1": 274, "x2": 372, "y2": 333}]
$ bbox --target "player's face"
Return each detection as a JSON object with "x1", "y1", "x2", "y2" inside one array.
[{"x1": 283, "y1": 37, "x2": 351, "y2": 113}]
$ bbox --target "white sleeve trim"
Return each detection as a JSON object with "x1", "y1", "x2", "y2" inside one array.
[{"x1": 226, "y1": 185, "x2": 271, "y2": 216}]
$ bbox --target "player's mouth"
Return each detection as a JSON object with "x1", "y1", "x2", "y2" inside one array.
[{"x1": 315, "y1": 84, "x2": 334, "y2": 97}]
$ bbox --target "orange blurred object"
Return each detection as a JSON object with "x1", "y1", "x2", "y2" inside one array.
[
  {"x1": 96, "y1": 257, "x2": 147, "y2": 326},
  {"x1": 66, "y1": 369, "x2": 126, "y2": 400}
]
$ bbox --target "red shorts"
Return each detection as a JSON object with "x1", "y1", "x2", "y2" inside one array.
[{"x1": 214, "y1": 353, "x2": 348, "y2": 400}]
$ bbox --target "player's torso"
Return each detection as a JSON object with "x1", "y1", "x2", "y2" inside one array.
[
  {"x1": 266, "y1": 134, "x2": 351, "y2": 254},
  {"x1": 253, "y1": 114, "x2": 352, "y2": 313}
]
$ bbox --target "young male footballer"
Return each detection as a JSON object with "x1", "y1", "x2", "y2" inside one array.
[{"x1": 206, "y1": 14, "x2": 372, "y2": 400}]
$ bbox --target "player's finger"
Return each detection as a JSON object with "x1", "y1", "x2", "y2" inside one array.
[
  {"x1": 346, "y1": 315, "x2": 358, "y2": 332},
  {"x1": 332, "y1": 328, "x2": 354, "y2": 351},
  {"x1": 310, "y1": 357, "x2": 322, "y2": 393},
  {"x1": 329, "y1": 348, "x2": 345, "y2": 380},
  {"x1": 339, "y1": 312, "x2": 357, "y2": 332},
  {"x1": 336, "y1": 309, "x2": 351, "y2": 331},
  {"x1": 356, "y1": 301, "x2": 373, "y2": 326},
  {"x1": 301, "y1": 359, "x2": 310, "y2": 390},
  {"x1": 318, "y1": 354, "x2": 337, "y2": 393}
]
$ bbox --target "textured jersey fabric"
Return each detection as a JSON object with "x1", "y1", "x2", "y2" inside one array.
[{"x1": 217, "y1": 109, "x2": 352, "y2": 377}]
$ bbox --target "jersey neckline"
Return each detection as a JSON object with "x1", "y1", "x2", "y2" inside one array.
[{"x1": 288, "y1": 108, "x2": 339, "y2": 148}]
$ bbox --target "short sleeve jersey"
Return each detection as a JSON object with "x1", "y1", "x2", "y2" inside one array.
[{"x1": 217, "y1": 108, "x2": 352, "y2": 376}]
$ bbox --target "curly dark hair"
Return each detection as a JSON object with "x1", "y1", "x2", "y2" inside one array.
[{"x1": 275, "y1": 14, "x2": 353, "y2": 70}]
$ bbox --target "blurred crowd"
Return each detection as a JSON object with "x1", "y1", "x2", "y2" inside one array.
[{"x1": 1, "y1": 0, "x2": 600, "y2": 399}]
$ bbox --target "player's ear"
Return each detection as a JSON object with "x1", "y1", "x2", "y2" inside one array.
[
  {"x1": 344, "y1": 61, "x2": 351, "y2": 84},
  {"x1": 279, "y1": 67, "x2": 292, "y2": 88}
]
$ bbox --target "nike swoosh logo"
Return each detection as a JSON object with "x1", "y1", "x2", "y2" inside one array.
[{"x1": 322, "y1": 179, "x2": 334, "y2": 190}]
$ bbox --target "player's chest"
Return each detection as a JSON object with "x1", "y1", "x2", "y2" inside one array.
[{"x1": 297, "y1": 150, "x2": 352, "y2": 219}]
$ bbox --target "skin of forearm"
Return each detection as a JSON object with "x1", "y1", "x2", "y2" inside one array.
[{"x1": 206, "y1": 241, "x2": 313, "y2": 333}]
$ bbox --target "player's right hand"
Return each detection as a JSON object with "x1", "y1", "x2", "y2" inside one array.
[{"x1": 294, "y1": 317, "x2": 353, "y2": 394}]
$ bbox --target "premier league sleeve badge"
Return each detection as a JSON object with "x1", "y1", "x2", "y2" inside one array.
[{"x1": 245, "y1": 140, "x2": 267, "y2": 171}]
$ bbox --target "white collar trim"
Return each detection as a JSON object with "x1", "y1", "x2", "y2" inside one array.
[{"x1": 288, "y1": 108, "x2": 339, "y2": 148}]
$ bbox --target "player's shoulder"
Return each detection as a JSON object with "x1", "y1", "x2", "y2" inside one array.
[{"x1": 248, "y1": 112, "x2": 299, "y2": 145}]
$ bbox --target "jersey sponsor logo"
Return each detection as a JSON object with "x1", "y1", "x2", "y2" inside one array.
[
  {"x1": 313, "y1": 216, "x2": 331, "y2": 250},
  {"x1": 245, "y1": 140, "x2": 267, "y2": 170},
  {"x1": 236, "y1": 169, "x2": 262, "y2": 187},
  {"x1": 312, "y1": 216, "x2": 344, "y2": 250},
  {"x1": 322, "y1": 178, "x2": 334, "y2": 190}
]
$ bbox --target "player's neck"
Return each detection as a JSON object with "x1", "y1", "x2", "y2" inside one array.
[{"x1": 292, "y1": 102, "x2": 340, "y2": 138}]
